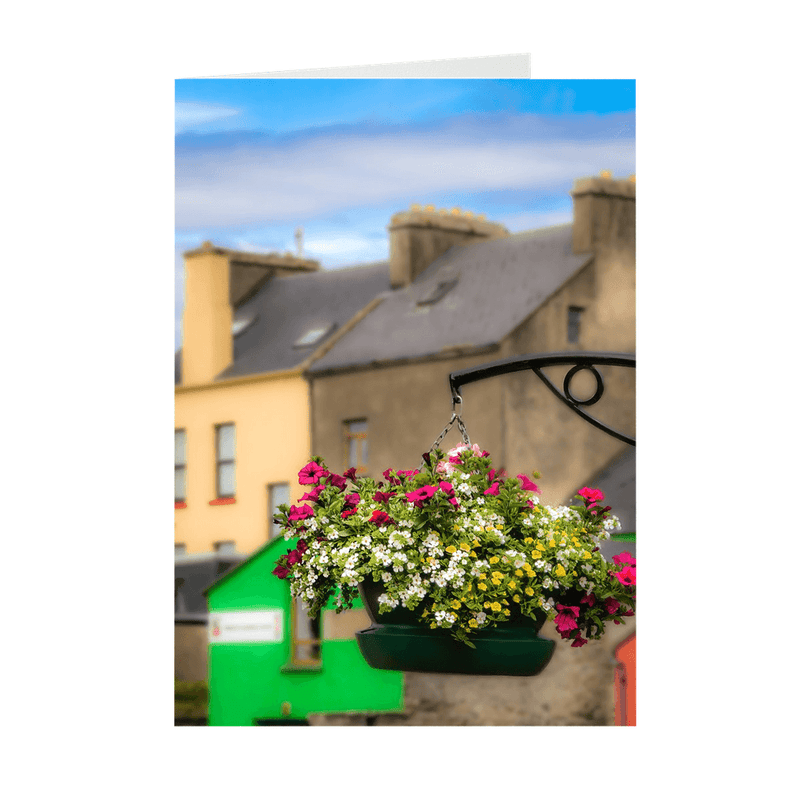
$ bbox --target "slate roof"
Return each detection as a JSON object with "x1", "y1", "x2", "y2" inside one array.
[
  {"x1": 175, "y1": 261, "x2": 391, "y2": 384},
  {"x1": 308, "y1": 224, "x2": 592, "y2": 374}
]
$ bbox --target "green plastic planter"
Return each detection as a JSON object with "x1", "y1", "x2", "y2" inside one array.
[{"x1": 355, "y1": 578, "x2": 556, "y2": 676}]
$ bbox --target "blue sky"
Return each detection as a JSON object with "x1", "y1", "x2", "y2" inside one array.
[{"x1": 175, "y1": 79, "x2": 635, "y2": 350}]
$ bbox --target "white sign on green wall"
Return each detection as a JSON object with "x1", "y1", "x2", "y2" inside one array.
[{"x1": 208, "y1": 609, "x2": 284, "y2": 644}]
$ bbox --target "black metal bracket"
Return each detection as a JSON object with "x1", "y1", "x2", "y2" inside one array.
[{"x1": 449, "y1": 351, "x2": 635, "y2": 446}]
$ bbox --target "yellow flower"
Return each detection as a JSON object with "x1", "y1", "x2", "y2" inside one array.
[
  {"x1": 470, "y1": 551, "x2": 478, "y2": 558},
  {"x1": 480, "y1": 573, "x2": 487, "y2": 579},
  {"x1": 484, "y1": 602, "x2": 492, "y2": 609},
  {"x1": 430, "y1": 622, "x2": 437, "y2": 629},
  {"x1": 582, "y1": 551, "x2": 592, "y2": 560},
  {"x1": 531, "y1": 550, "x2": 542, "y2": 559},
  {"x1": 515, "y1": 569, "x2": 523, "y2": 577},
  {"x1": 468, "y1": 619, "x2": 478, "y2": 628},
  {"x1": 508, "y1": 579, "x2": 517, "y2": 589},
  {"x1": 555, "y1": 564, "x2": 566, "y2": 578},
  {"x1": 513, "y1": 594, "x2": 520, "y2": 603},
  {"x1": 489, "y1": 556, "x2": 500, "y2": 564},
  {"x1": 451, "y1": 600, "x2": 461, "y2": 609},
  {"x1": 491, "y1": 578, "x2": 501, "y2": 586},
  {"x1": 459, "y1": 542, "x2": 470, "y2": 551},
  {"x1": 446, "y1": 545, "x2": 456, "y2": 553},
  {"x1": 502, "y1": 608, "x2": 510, "y2": 616},
  {"x1": 572, "y1": 571, "x2": 578, "y2": 577},
  {"x1": 525, "y1": 587, "x2": 534, "y2": 596},
  {"x1": 471, "y1": 539, "x2": 480, "y2": 548},
  {"x1": 478, "y1": 582, "x2": 488, "y2": 591},
  {"x1": 523, "y1": 537, "x2": 533, "y2": 544},
  {"x1": 492, "y1": 571, "x2": 503, "y2": 579},
  {"x1": 491, "y1": 602, "x2": 502, "y2": 612}
]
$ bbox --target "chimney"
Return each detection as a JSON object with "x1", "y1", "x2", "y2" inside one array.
[
  {"x1": 388, "y1": 205, "x2": 509, "y2": 288},
  {"x1": 571, "y1": 172, "x2": 636, "y2": 254},
  {"x1": 181, "y1": 242, "x2": 320, "y2": 385}
]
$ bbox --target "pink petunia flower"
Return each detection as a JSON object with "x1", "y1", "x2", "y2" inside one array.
[
  {"x1": 484, "y1": 482, "x2": 501, "y2": 496},
  {"x1": 341, "y1": 508, "x2": 358, "y2": 519},
  {"x1": 287, "y1": 504, "x2": 315, "y2": 522},
  {"x1": 517, "y1": 474, "x2": 540, "y2": 493},
  {"x1": 286, "y1": 549, "x2": 302, "y2": 566},
  {"x1": 343, "y1": 467, "x2": 358, "y2": 481},
  {"x1": 435, "y1": 461, "x2": 455, "y2": 475},
  {"x1": 344, "y1": 492, "x2": 361, "y2": 507},
  {"x1": 605, "y1": 597, "x2": 621, "y2": 615},
  {"x1": 580, "y1": 592, "x2": 596, "y2": 607},
  {"x1": 613, "y1": 552, "x2": 636, "y2": 568},
  {"x1": 299, "y1": 485, "x2": 323, "y2": 503},
  {"x1": 296, "y1": 539, "x2": 308, "y2": 555},
  {"x1": 554, "y1": 604, "x2": 581, "y2": 634},
  {"x1": 272, "y1": 564, "x2": 290, "y2": 579},
  {"x1": 438, "y1": 481, "x2": 459, "y2": 508},
  {"x1": 373, "y1": 490, "x2": 396, "y2": 503},
  {"x1": 577, "y1": 487, "x2": 605, "y2": 507},
  {"x1": 571, "y1": 635, "x2": 588, "y2": 647},
  {"x1": 298, "y1": 461, "x2": 329, "y2": 485},
  {"x1": 326, "y1": 473, "x2": 347, "y2": 491},
  {"x1": 382, "y1": 469, "x2": 401, "y2": 487},
  {"x1": 406, "y1": 485, "x2": 438, "y2": 508},
  {"x1": 613, "y1": 565, "x2": 636, "y2": 587}
]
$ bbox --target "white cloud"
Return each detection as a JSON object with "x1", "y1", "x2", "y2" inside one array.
[
  {"x1": 175, "y1": 102, "x2": 241, "y2": 134},
  {"x1": 175, "y1": 119, "x2": 635, "y2": 229}
]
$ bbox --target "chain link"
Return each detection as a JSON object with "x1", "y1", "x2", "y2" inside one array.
[{"x1": 419, "y1": 395, "x2": 471, "y2": 469}]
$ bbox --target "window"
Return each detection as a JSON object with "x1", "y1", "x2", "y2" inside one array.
[
  {"x1": 344, "y1": 419, "x2": 368, "y2": 474},
  {"x1": 175, "y1": 429, "x2": 187, "y2": 502},
  {"x1": 215, "y1": 423, "x2": 236, "y2": 498},
  {"x1": 417, "y1": 278, "x2": 458, "y2": 306},
  {"x1": 214, "y1": 540, "x2": 236, "y2": 555},
  {"x1": 294, "y1": 323, "x2": 335, "y2": 348},
  {"x1": 268, "y1": 483, "x2": 291, "y2": 540},
  {"x1": 567, "y1": 306, "x2": 584, "y2": 344},
  {"x1": 292, "y1": 597, "x2": 321, "y2": 665}
]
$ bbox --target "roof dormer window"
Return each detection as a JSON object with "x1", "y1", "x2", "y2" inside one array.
[
  {"x1": 232, "y1": 315, "x2": 257, "y2": 337},
  {"x1": 294, "y1": 324, "x2": 335, "y2": 348},
  {"x1": 416, "y1": 278, "x2": 458, "y2": 306}
]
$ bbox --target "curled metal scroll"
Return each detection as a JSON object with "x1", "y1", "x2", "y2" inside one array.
[{"x1": 448, "y1": 352, "x2": 635, "y2": 446}]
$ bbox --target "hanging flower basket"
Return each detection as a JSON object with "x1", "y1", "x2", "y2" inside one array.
[{"x1": 272, "y1": 444, "x2": 636, "y2": 676}]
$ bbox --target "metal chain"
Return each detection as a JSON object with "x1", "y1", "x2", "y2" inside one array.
[{"x1": 420, "y1": 395, "x2": 471, "y2": 469}]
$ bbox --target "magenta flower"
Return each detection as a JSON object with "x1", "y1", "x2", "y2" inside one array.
[
  {"x1": 341, "y1": 508, "x2": 358, "y2": 519},
  {"x1": 286, "y1": 549, "x2": 303, "y2": 566},
  {"x1": 406, "y1": 485, "x2": 438, "y2": 508},
  {"x1": 484, "y1": 482, "x2": 500, "y2": 496},
  {"x1": 272, "y1": 563, "x2": 290, "y2": 579},
  {"x1": 517, "y1": 474, "x2": 540, "y2": 493},
  {"x1": 605, "y1": 597, "x2": 621, "y2": 615},
  {"x1": 438, "y1": 481, "x2": 459, "y2": 508},
  {"x1": 613, "y1": 552, "x2": 636, "y2": 568},
  {"x1": 344, "y1": 492, "x2": 361, "y2": 506},
  {"x1": 343, "y1": 467, "x2": 358, "y2": 481},
  {"x1": 382, "y1": 469, "x2": 401, "y2": 487},
  {"x1": 299, "y1": 485, "x2": 323, "y2": 503},
  {"x1": 326, "y1": 473, "x2": 347, "y2": 491},
  {"x1": 448, "y1": 454, "x2": 462, "y2": 465},
  {"x1": 577, "y1": 487, "x2": 605, "y2": 507},
  {"x1": 613, "y1": 565, "x2": 636, "y2": 587},
  {"x1": 554, "y1": 604, "x2": 581, "y2": 634},
  {"x1": 571, "y1": 635, "x2": 588, "y2": 648},
  {"x1": 296, "y1": 539, "x2": 308, "y2": 555},
  {"x1": 287, "y1": 504, "x2": 315, "y2": 522},
  {"x1": 370, "y1": 509, "x2": 395, "y2": 526},
  {"x1": 580, "y1": 592, "x2": 596, "y2": 608},
  {"x1": 397, "y1": 469, "x2": 420, "y2": 479},
  {"x1": 298, "y1": 461, "x2": 329, "y2": 485},
  {"x1": 373, "y1": 490, "x2": 396, "y2": 503}
]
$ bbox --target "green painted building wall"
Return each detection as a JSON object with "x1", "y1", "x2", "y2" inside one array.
[{"x1": 205, "y1": 537, "x2": 404, "y2": 726}]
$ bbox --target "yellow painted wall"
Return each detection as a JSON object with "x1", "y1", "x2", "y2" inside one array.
[{"x1": 175, "y1": 373, "x2": 311, "y2": 554}]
